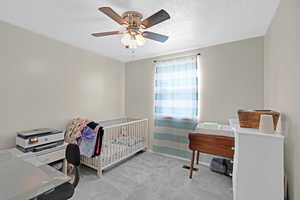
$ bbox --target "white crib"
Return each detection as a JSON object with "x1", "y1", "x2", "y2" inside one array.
[{"x1": 80, "y1": 118, "x2": 148, "y2": 176}]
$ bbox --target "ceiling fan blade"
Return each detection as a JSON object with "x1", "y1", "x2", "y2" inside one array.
[
  {"x1": 91, "y1": 31, "x2": 122, "y2": 37},
  {"x1": 99, "y1": 7, "x2": 126, "y2": 25},
  {"x1": 141, "y1": 9, "x2": 170, "y2": 29},
  {"x1": 142, "y1": 31, "x2": 169, "y2": 43}
]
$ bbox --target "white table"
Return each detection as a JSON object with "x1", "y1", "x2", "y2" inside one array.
[
  {"x1": 0, "y1": 149, "x2": 70, "y2": 200},
  {"x1": 13, "y1": 143, "x2": 68, "y2": 175}
]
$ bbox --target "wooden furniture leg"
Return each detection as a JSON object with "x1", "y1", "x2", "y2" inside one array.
[
  {"x1": 63, "y1": 158, "x2": 68, "y2": 175},
  {"x1": 189, "y1": 150, "x2": 195, "y2": 179},
  {"x1": 196, "y1": 151, "x2": 200, "y2": 165}
]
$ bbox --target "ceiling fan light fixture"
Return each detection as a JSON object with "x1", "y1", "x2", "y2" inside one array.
[
  {"x1": 121, "y1": 33, "x2": 138, "y2": 49},
  {"x1": 135, "y1": 34, "x2": 146, "y2": 46}
]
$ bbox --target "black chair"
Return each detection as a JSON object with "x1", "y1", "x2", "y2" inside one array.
[{"x1": 38, "y1": 144, "x2": 80, "y2": 200}]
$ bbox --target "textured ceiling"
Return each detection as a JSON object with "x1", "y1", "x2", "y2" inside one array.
[{"x1": 0, "y1": 0, "x2": 279, "y2": 62}]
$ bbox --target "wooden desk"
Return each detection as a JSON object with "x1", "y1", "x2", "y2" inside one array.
[{"x1": 188, "y1": 133, "x2": 234, "y2": 178}]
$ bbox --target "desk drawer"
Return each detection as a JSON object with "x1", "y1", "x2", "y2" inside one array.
[
  {"x1": 36, "y1": 149, "x2": 65, "y2": 164},
  {"x1": 189, "y1": 133, "x2": 234, "y2": 158}
]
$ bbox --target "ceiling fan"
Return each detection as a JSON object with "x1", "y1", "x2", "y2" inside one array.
[{"x1": 91, "y1": 7, "x2": 171, "y2": 49}]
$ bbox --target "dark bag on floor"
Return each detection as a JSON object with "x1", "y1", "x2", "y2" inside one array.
[{"x1": 210, "y1": 158, "x2": 233, "y2": 176}]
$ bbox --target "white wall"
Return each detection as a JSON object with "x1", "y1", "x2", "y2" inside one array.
[
  {"x1": 0, "y1": 21, "x2": 125, "y2": 149},
  {"x1": 125, "y1": 37, "x2": 264, "y2": 146},
  {"x1": 264, "y1": 0, "x2": 300, "y2": 199}
]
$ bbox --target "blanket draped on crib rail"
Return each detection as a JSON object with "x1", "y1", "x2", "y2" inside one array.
[{"x1": 65, "y1": 118, "x2": 104, "y2": 158}]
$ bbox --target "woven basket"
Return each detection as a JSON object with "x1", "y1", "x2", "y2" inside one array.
[{"x1": 238, "y1": 110, "x2": 280, "y2": 130}]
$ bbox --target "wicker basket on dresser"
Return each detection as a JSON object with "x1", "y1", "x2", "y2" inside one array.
[{"x1": 237, "y1": 110, "x2": 280, "y2": 130}]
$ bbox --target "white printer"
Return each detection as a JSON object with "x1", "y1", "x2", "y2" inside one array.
[{"x1": 16, "y1": 128, "x2": 65, "y2": 152}]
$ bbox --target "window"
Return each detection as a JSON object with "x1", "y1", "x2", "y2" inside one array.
[
  {"x1": 153, "y1": 55, "x2": 199, "y2": 159},
  {"x1": 154, "y1": 56, "x2": 199, "y2": 121}
]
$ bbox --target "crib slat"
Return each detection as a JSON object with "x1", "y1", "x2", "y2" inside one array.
[
  {"x1": 137, "y1": 121, "x2": 140, "y2": 149},
  {"x1": 134, "y1": 122, "x2": 136, "y2": 151}
]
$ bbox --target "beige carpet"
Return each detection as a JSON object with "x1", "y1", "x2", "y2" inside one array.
[{"x1": 72, "y1": 151, "x2": 233, "y2": 200}]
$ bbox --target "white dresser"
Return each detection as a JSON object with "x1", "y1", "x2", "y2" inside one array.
[{"x1": 233, "y1": 128, "x2": 284, "y2": 200}]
